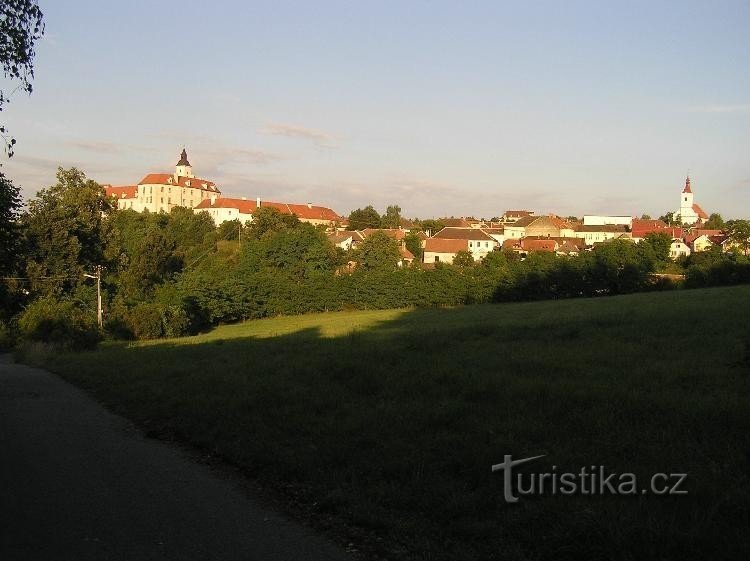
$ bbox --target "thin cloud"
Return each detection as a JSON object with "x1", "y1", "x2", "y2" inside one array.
[
  {"x1": 259, "y1": 123, "x2": 339, "y2": 147},
  {"x1": 685, "y1": 104, "x2": 750, "y2": 114}
]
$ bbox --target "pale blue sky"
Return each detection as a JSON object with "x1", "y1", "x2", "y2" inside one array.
[{"x1": 2, "y1": 0, "x2": 749, "y2": 218}]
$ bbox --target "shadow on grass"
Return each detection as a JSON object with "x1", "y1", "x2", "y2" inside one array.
[{"x1": 42, "y1": 289, "x2": 750, "y2": 561}]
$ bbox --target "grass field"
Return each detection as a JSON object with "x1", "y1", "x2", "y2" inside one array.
[{"x1": 27, "y1": 286, "x2": 750, "y2": 560}]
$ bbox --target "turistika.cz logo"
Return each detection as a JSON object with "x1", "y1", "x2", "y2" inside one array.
[{"x1": 491, "y1": 455, "x2": 688, "y2": 503}]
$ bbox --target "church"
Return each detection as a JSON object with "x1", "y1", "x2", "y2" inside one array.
[{"x1": 675, "y1": 175, "x2": 708, "y2": 225}]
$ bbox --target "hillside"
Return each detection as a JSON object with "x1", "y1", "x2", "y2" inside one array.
[{"x1": 26, "y1": 286, "x2": 750, "y2": 561}]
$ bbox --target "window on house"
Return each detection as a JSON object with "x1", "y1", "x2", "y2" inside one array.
[{"x1": 434, "y1": 255, "x2": 440, "y2": 262}]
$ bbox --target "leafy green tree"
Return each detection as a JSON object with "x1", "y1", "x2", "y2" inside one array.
[
  {"x1": 658, "y1": 212, "x2": 676, "y2": 226},
  {"x1": 404, "y1": 232, "x2": 423, "y2": 260},
  {"x1": 640, "y1": 214, "x2": 652, "y2": 220},
  {"x1": 728, "y1": 220, "x2": 750, "y2": 256},
  {"x1": 381, "y1": 204, "x2": 401, "y2": 229},
  {"x1": 347, "y1": 205, "x2": 381, "y2": 230},
  {"x1": 217, "y1": 218, "x2": 244, "y2": 241},
  {"x1": 418, "y1": 219, "x2": 445, "y2": 235},
  {"x1": 452, "y1": 250, "x2": 475, "y2": 268},
  {"x1": 704, "y1": 213, "x2": 725, "y2": 230},
  {"x1": 354, "y1": 231, "x2": 401, "y2": 271},
  {"x1": 22, "y1": 167, "x2": 111, "y2": 295},
  {"x1": 261, "y1": 223, "x2": 340, "y2": 279},
  {"x1": 248, "y1": 207, "x2": 300, "y2": 239},
  {"x1": 0, "y1": 171, "x2": 22, "y2": 274},
  {"x1": 641, "y1": 232, "x2": 672, "y2": 268},
  {"x1": 1, "y1": 0, "x2": 45, "y2": 155}
]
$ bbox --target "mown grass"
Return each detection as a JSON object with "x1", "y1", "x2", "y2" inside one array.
[{"x1": 28, "y1": 286, "x2": 750, "y2": 560}]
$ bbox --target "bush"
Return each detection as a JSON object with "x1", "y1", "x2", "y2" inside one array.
[
  {"x1": 17, "y1": 297, "x2": 100, "y2": 351},
  {"x1": 0, "y1": 320, "x2": 15, "y2": 351},
  {"x1": 126, "y1": 303, "x2": 164, "y2": 340}
]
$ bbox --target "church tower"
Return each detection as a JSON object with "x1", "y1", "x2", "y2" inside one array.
[
  {"x1": 679, "y1": 175, "x2": 694, "y2": 222},
  {"x1": 175, "y1": 148, "x2": 194, "y2": 180}
]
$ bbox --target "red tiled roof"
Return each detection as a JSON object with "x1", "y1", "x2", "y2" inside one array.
[
  {"x1": 105, "y1": 185, "x2": 137, "y2": 199},
  {"x1": 139, "y1": 173, "x2": 219, "y2": 192},
  {"x1": 692, "y1": 203, "x2": 708, "y2": 220},
  {"x1": 424, "y1": 238, "x2": 469, "y2": 253},
  {"x1": 361, "y1": 228, "x2": 407, "y2": 240},
  {"x1": 400, "y1": 247, "x2": 415, "y2": 260},
  {"x1": 194, "y1": 197, "x2": 342, "y2": 221},
  {"x1": 432, "y1": 227, "x2": 494, "y2": 241},
  {"x1": 683, "y1": 176, "x2": 692, "y2": 193},
  {"x1": 522, "y1": 239, "x2": 558, "y2": 252}
]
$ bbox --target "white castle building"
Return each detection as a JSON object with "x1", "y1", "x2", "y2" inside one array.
[
  {"x1": 104, "y1": 149, "x2": 342, "y2": 228},
  {"x1": 105, "y1": 149, "x2": 221, "y2": 213}
]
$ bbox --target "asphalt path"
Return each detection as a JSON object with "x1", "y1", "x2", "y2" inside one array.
[{"x1": 0, "y1": 355, "x2": 351, "y2": 561}]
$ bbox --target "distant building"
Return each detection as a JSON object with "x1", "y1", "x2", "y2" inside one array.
[
  {"x1": 194, "y1": 197, "x2": 342, "y2": 227},
  {"x1": 430, "y1": 227, "x2": 499, "y2": 260},
  {"x1": 574, "y1": 224, "x2": 630, "y2": 245},
  {"x1": 104, "y1": 149, "x2": 221, "y2": 213},
  {"x1": 582, "y1": 215, "x2": 633, "y2": 227},
  {"x1": 675, "y1": 175, "x2": 708, "y2": 225},
  {"x1": 504, "y1": 215, "x2": 575, "y2": 239},
  {"x1": 501, "y1": 210, "x2": 534, "y2": 223}
]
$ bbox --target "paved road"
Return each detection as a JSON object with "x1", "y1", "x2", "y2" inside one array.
[{"x1": 0, "y1": 356, "x2": 350, "y2": 561}]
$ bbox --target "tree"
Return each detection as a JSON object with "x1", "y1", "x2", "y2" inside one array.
[
  {"x1": 417, "y1": 219, "x2": 445, "y2": 236},
  {"x1": 354, "y1": 231, "x2": 401, "y2": 271},
  {"x1": 347, "y1": 205, "x2": 381, "y2": 230},
  {"x1": 404, "y1": 232, "x2": 423, "y2": 260},
  {"x1": 640, "y1": 214, "x2": 652, "y2": 220},
  {"x1": 658, "y1": 212, "x2": 676, "y2": 226},
  {"x1": 381, "y1": 204, "x2": 401, "y2": 229},
  {"x1": 728, "y1": 220, "x2": 750, "y2": 256},
  {"x1": 248, "y1": 207, "x2": 299, "y2": 239},
  {"x1": 1, "y1": 1, "x2": 45, "y2": 156},
  {"x1": 22, "y1": 167, "x2": 111, "y2": 295},
  {"x1": 0, "y1": 171, "x2": 22, "y2": 274},
  {"x1": 703, "y1": 213, "x2": 725, "y2": 230},
  {"x1": 452, "y1": 250, "x2": 475, "y2": 268},
  {"x1": 641, "y1": 232, "x2": 672, "y2": 267}
]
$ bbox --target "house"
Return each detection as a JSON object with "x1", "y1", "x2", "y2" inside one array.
[
  {"x1": 670, "y1": 238, "x2": 692, "y2": 259},
  {"x1": 582, "y1": 215, "x2": 633, "y2": 227},
  {"x1": 431, "y1": 227, "x2": 499, "y2": 260},
  {"x1": 631, "y1": 219, "x2": 683, "y2": 241},
  {"x1": 504, "y1": 215, "x2": 575, "y2": 239},
  {"x1": 328, "y1": 233, "x2": 355, "y2": 251},
  {"x1": 684, "y1": 230, "x2": 725, "y2": 253},
  {"x1": 501, "y1": 210, "x2": 534, "y2": 223},
  {"x1": 675, "y1": 175, "x2": 709, "y2": 225},
  {"x1": 104, "y1": 149, "x2": 221, "y2": 213},
  {"x1": 422, "y1": 238, "x2": 471, "y2": 264},
  {"x1": 574, "y1": 224, "x2": 630, "y2": 245}
]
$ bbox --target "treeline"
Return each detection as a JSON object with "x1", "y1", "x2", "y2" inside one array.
[{"x1": 1, "y1": 168, "x2": 749, "y2": 350}]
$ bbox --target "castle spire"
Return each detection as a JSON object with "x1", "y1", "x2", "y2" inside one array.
[{"x1": 177, "y1": 148, "x2": 190, "y2": 167}]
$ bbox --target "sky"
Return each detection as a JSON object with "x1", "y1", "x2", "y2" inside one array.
[{"x1": 2, "y1": 0, "x2": 749, "y2": 219}]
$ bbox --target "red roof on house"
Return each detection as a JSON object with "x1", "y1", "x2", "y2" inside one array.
[
  {"x1": 522, "y1": 239, "x2": 558, "y2": 252},
  {"x1": 424, "y1": 238, "x2": 469, "y2": 253},
  {"x1": 104, "y1": 185, "x2": 137, "y2": 199},
  {"x1": 361, "y1": 228, "x2": 407, "y2": 240},
  {"x1": 400, "y1": 247, "x2": 415, "y2": 261},
  {"x1": 194, "y1": 197, "x2": 342, "y2": 221},
  {"x1": 432, "y1": 227, "x2": 494, "y2": 241}
]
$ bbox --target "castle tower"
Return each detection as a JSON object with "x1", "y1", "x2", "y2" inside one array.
[{"x1": 175, "y1": 148, "x2": 194, "y2": 180}]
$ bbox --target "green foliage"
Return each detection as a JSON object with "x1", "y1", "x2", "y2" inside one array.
[
  {"x1": 642, "y1": 232, "x2": 672, "y2": 267},
  {"x1": 353, "y1": 231, "x2": 401, "y2": 271},
  {"x1": 0, "y1": 320, "x2": 14, "y2": 351},
  {"x1": 247, "y1": 206, "x2": 300, "y2": 239},
  {"x1": 728, "y1": 219, "x2": 750, "y2": 255},
  {"x1": 417, "y1": 219, "x2": 445, "y2": 235},
  {"x1": 126, "y1": 302, "x2": 165, "y2": 340},
  {"x1": 0, "y1": 171, "x2": 22, "y2": 274},
  {"x1": 452, "y1": 250, "x2": 475, "y2": 268},
  {"x1": 404, "y1": 231, "x2": 423, "y2": 260},
  {"x1": 0, "y1": 0, "x2": 45, "y2": 155},
  {"x1": 22, "y1": 167, "x2": 111, "y2": 296},
  {"x1": 347, "y1": 205, "x2": 381, "y2": 230},
  {"x1": 381, "y1": 204, "x2": 401, "y2": 229},
  {"x1": 17, "y1": 296, "x2": 99, "y2": 350},
  {"x1": 703, "y1": 212, "x2": 725, "y2": 230}
]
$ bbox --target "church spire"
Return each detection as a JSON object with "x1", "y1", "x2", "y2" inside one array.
[{"x1": 682, "y1": 174, "x2": 692, "y2": 193}]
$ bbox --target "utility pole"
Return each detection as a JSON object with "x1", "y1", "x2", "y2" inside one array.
[{"x1": 84, "y1": 265, "x2": 103, "y2": 329}]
